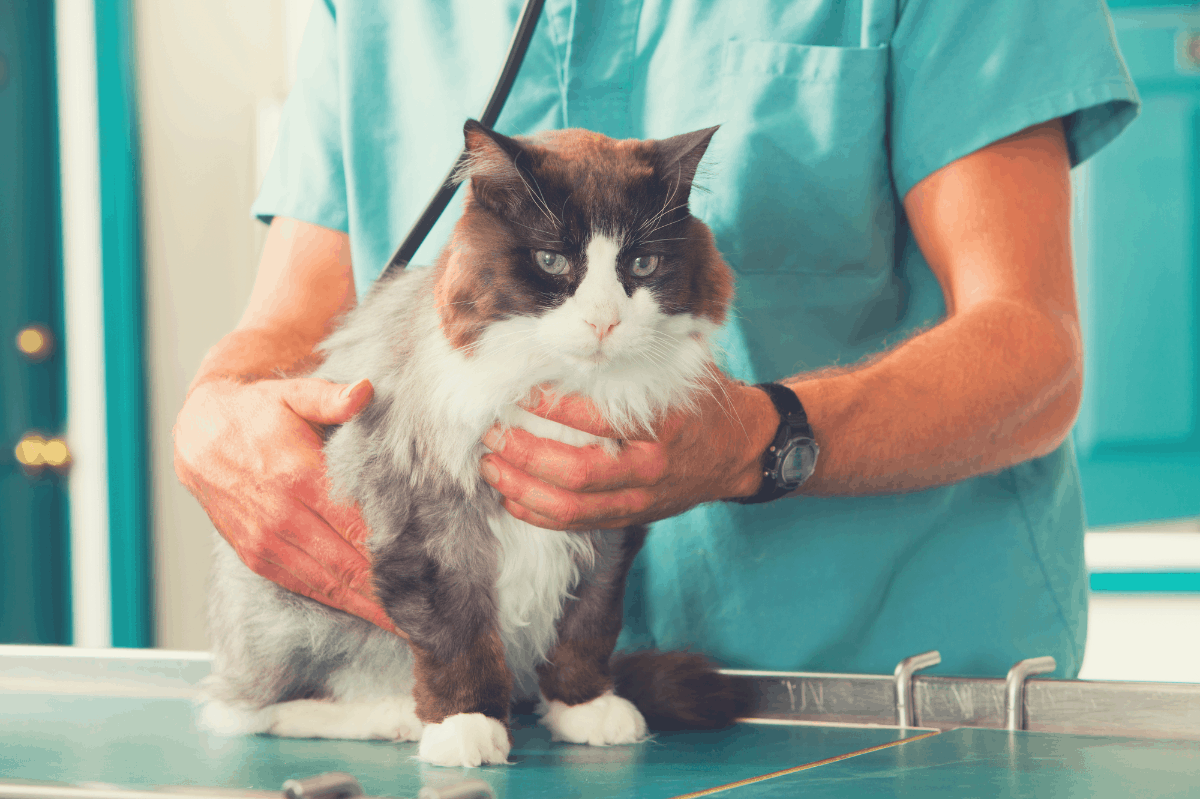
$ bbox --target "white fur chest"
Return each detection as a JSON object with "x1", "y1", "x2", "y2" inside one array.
[{"x1": 488, "y1": 406, "x2": 604, "y2": 694}]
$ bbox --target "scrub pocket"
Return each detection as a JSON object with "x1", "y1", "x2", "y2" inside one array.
[{"x1": 704, "y1": 41, "x2": 893, "y2": 277}]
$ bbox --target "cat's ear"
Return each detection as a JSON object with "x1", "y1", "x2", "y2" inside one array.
[
  {"x1": 457, "y1": 119, "x2": 531, "y2": 211},
  {"x1": 653, "y1": 125, "x2": 719, "y2": 198}
]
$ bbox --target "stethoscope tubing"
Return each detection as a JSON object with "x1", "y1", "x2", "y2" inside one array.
[{"x1": 381, "y1": 0, "x2": 547, "y2": 278}]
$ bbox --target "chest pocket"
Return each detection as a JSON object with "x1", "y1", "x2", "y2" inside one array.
[{"x1": 700, "y1": 41, "x2": 893, "y2": 278}]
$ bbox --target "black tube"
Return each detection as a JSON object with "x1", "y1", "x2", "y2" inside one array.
[{"x1": 381, "y1": 0, "x2": 547, "y2": 277}]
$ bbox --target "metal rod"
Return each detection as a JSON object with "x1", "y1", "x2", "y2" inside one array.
[
  {"x1": 893, "y1": 650, "x2": 941, "y2": 728},
  {"x1": 0, "y1": 788, "x2": 278, "y2": 799},
  {"x1": 1004, "y1": 656, "x2": 1057, "y2": 731},
  {"x1": 282, "y1": 775, "x2": 362, "y2": 799},
  {"x1": 7, "y1": 647, "x2": 1200, "y2": 741}
]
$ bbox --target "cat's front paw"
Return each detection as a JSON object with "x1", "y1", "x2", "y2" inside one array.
[
  {"x1": 538, "y1": 691, "x2": 649, "y2": 746},
  {"x1": 418, "y1": 713, "x2": 511, "y2": 767}
]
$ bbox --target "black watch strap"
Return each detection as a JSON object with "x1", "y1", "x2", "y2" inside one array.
[{"x1": 735, "y1": 382, "x2": 814, "y2": 505}]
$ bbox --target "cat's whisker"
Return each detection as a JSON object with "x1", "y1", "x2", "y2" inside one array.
[
  {"x1": 514, "y1": 170, "x2": 561, "y2": 230},
  {"x1": 525, "y1": 171, "x2": 564, "y2": 229},
  {"x1": 641, "y1": 168, "x2": 683, "y2": 234},
  {"x1": 468, "y1": 328, "x2": 543, "y2": 352},
  {"x1": 475, "y1": 332, "x2": 544, "y2": 361},
  {"x1": 703, "y1": 368, "x2": 753, "y2": 446},
  {"x1": 434, "y1": 300, "x2": 485, "y2": 310},
  {"x1": 507, "y1": 219, "x2": 560, "y2": 239},
  {"x1": 639, "y1": 204, "x2": 691, "y2": 237},
  {"x1": 535, "y1": 176, "x2": 564, "y2": 227}
]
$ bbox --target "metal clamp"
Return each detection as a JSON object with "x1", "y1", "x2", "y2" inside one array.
[
  {"x1": 893, "y1": 650, "x2": 941, "y2": 728},
  {"x1": 1004, "y1": 656, "x2": 1056, "y2": 731},
  {"x1": 282, "y1": 774, "x2": 363, "y2": 799},
  {"x1": 281, "y1": 774, "x2": 493, "y2": 799}
]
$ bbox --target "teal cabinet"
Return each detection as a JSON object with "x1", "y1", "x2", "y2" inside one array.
[
  {"x1": 1072, "y1": 6, "x2": 1200, "y2": 528},
  {"x1": 0, "y1": 1, "x2": 71, "y2": 643}
]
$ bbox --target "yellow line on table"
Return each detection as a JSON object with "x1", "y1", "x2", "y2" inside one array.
[{"x1": 669, "y1": 729, "x2": 941, "y2": 799}]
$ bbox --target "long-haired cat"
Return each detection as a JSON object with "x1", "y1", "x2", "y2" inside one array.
[{"x1": 201, "y1": 120, "x2": 750, "y2": 767}]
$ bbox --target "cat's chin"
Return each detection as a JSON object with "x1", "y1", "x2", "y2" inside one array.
[{"x1": 561, "y1": 349, "x2": 611, "y2": 368}]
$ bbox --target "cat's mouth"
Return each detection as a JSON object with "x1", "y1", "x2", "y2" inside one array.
[{"x1": 563, "y1": 346, "x2": 612, "y2": 367}]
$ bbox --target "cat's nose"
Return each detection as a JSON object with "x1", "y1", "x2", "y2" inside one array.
[{"x1": 587, "y1": 319, "x2": 621, "y2": 340}]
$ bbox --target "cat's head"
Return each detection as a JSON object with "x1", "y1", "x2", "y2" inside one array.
[{"x1": 433, "y1": 121, "x2": 733, "y2": 390}]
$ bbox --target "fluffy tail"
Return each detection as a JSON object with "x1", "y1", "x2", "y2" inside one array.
[{"x1": 611, "y1": 650, "x2": 754, "y2": 731}]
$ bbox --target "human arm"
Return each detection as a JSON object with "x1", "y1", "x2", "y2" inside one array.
[
  {"x1": 479, "y1": 119, "x2": 1082, "y2": 528},
  {"x1": 173, "y1": 216, "x2": 401, "y2": 634},
  {"x1": 790, "y1": 119, "x2": 1081, "y2": 494}
]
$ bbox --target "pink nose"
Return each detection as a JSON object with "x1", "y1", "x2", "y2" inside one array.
[{"x1": 587, "y1": 319, "x2": 620, "y2": 340}]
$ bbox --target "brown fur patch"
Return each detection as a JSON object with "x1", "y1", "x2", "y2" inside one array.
[
  {"x1": 612, "y1": 650, "x2": 755, "y2": 731},
  {"x1": 675, "y1": 217, "x2": 734, "y2": 325},
  {"x1": 409, "y1": 630, "x2": 513, "y2": 724},
  {"x1": 536, "y1": 633, "x2": 618, "y2": 706},
  {"x1": 537, "y1": 526, "x2": 647, "y2": 707}
]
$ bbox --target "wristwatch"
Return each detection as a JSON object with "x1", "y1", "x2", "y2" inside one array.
[{"x1": 735, "y1": 382, "x2": 820, "y2": 505}]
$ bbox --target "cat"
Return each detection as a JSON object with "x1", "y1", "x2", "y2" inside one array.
[{"x1": 200, "y1": 120, "x2": 750, "y2": 767}]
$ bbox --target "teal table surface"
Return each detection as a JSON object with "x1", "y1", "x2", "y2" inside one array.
[
  {"x1": 0, "y1": 692, "x2": 927, "y2": 799},
  {"x1": 720, "y1": 727, "x2": 1200, "y2": 799}
]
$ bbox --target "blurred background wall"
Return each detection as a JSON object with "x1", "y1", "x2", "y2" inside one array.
[{"x1": 135, "y1": 0, "x2": 312, "y2": 650}]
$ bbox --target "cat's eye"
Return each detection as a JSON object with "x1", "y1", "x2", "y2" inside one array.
[
  {"x1": 534, "y1": 250, "x2": 569, "y2": 275},
  {"x1": 630, "y1": 255, "x2": 660, "y2": 277}
]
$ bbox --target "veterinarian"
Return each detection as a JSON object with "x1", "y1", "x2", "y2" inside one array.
[{"x1": 174, "y1": 0, "x2": 1138, "y2": 678}]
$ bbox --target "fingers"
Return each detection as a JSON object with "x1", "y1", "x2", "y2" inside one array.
[
  {"x1": 482, "y1": 452, "x2": 653, "y2": 529},
  {"x1": 302, "y1": 485, "x2": 375, "y2": 557},
  {"x1": 179, "y1": 374, "x2": 400, "y2": 636},
  {"x1": 483, "y1": 426, "x2": 665, "y2": 493},
  {"x1": 250, "y1": 541, "x2": 401, "y2": 636},
  {"x1": 279, "y1": 377, "x2": 374, "y2": 426},
  {"x1": 239, "y1": 505, "x2": 403, "y2": 637},
  {"x1": 285, "y1": 498, "x2": 377, "y2": 587},
  {"x1": 521, "y1": 392, "x2": 630, "y2": 439}
]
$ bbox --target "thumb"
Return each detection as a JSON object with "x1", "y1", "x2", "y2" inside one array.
[{"x1": 279, "y1": 377, "x2": 374, "y2": 425}]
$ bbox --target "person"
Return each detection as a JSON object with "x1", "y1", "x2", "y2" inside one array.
[{"x1": 174, "y1": 0, "x2": 1139, "y2": 678}]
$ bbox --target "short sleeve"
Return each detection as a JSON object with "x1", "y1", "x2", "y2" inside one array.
[
  {"x1": 251, "y1": 0, "x2": 349, "y2": 232},
  {"x1": 889, "y1": 0, "x2": 1140, "y2": 199}
]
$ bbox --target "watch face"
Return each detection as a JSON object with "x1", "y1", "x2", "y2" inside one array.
[{"x1": 779, "y1": 438, "x2": 819, "y2": 485}]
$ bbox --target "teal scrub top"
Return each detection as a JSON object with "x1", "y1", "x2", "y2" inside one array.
[{"x1": 253, "y1": 0, "x2": 1139, "y2": 679}]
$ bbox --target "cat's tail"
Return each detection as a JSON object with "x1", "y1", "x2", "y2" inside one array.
[{"x1": 610, "y1": 650, "x2": 755, "y2": 731}]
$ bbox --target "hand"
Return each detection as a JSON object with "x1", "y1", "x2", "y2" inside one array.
[
  {"x1": 173, "y1": 376, "x2": 402, "y2": 636},
  {"x1": 479, "y1": 374, "x2": 779, "y2": 531}
]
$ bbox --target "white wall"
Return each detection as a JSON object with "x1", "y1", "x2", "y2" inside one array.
[
  {"x1": 1078, "y1": 518, "x2": 1200, "y2": 684},
  {"x1": 135, "y1": 0, "x2": 311, "y2": 650}
]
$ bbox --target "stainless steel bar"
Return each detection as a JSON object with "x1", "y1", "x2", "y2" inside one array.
[
  {"x1": 732, "y1": 672, "x2": 1200, "y2": 741},
  {"x1": 722, "y1": 670, "x2": 899, "y2": 727},
  {"x1": 893, "y1": 651, "x2": 941, "y2": 729},
  {"x1": 1004, "y1": 656, "x2": 1057, "y2": 731},
  {"x1": 5, "y1": 646, "x2": 1200, "y2": 741},
  {"x1": 0, "y1": 788, "x2": 376, "y2": 799},
  {"x1": 0, "y1": 780, "x2": 488, "y2": 799},
  {"x1": 1024, "y1": 678, "x2": 1200, "y2": 740}
]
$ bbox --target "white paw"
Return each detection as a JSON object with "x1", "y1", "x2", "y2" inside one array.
[
  {"x1": 197, "y1": 699, "x2": 271, "y2": 736},
  {"x1": 265, "y1": 697, "x2": 424, "y2": 741},
  {"x1": 538, "y1": 691, "x2": 649, "y2": 746},
  {"x1": 418, "y1": 713, "x2": 511, "y2": 767}
]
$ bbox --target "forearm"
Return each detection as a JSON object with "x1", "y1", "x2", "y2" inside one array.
[
  {"x1": 190, "y1": 326, "x2": 328, "y2": 390},
  {"x1": 786, "y1": 297, "x2": 1082, "y2": 496},
  {"x1": 188, "y1": 218, "x2": 356, "y2": 393}
]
